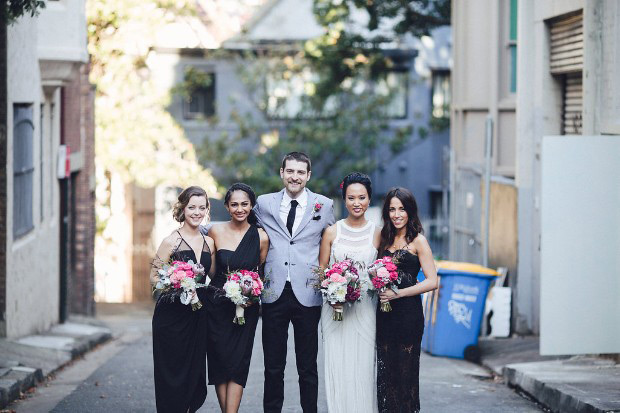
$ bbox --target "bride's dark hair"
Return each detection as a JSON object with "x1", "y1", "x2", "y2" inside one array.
[
  {"x1": 379, "y1": 187, "x2": 424, "y2": 253},
  {"x1": 224, "y1": 183, "x2": 258, "y2": 225},
  {"x1": 341, "y1": 172, "x2": 372, "y2": 199}
]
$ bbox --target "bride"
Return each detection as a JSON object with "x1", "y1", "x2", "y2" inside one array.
[{"x1": 319, "y1": 172, "x2": 380, "y2": 413}]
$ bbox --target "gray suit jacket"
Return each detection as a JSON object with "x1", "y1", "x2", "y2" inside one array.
[{"x1": 255, "y1": 188, "x2": 335, "y2": 307}]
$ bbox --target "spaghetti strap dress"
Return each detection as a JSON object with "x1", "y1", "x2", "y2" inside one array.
[
  {"x1": 152, "y1": 233, "x2": 212, "y2": 413},
  {"x1": 206, "y1": 224, "x2": 261, "y2": 387},
  {"x1": 376, "y1": 249, "x2": 424, "y2": 413}
]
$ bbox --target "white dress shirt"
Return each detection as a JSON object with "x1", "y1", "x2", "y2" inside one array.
[
  {"x1": 280, "y1": 189, "x2": 308, "y2": 236},
  {"x1": 280, "y1": 189, "x2": 308, "y2": 281}
]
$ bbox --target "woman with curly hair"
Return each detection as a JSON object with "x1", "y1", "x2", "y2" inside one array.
[{"x1": 151, "y1": 186, "x2": 216, "y2": 413}]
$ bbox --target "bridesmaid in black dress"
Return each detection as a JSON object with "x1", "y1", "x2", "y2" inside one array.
[
  {"x1": 206, "y1": 183, "x2": 269, "y2": 413},
  {"x1": 376, "y1": 187, "x2": 439, "y2": 413},
  {"x1": 151, "y1": 186, "x2": 216, "y2": 413}
]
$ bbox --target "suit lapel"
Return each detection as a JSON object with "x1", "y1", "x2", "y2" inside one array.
[
  {"x1": 270, "y1": 189, "x2": 290, "y2": 237},
  {"x1": 293, "y1": 190, "x2": 317, "y2": 239}
]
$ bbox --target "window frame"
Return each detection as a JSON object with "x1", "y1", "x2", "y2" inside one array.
[
  {"x1": 181, "y1": 66, "x2": 216, "y2": 121},
  {"x1": 13, "y1": 103, "x2": 35, "y2": 238},
  {"x1": 430, "y1": 69, "x2": 451, "y2": 120}
]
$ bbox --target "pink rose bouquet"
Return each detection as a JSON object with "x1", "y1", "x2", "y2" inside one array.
[
  {"x1": 316, "y1": 259, "x2": 363, "y2": 321},
  {"x1": 368, "y1": 256, "x2": 401, "y2": 312},
  {"x1": 223, "y1": 269, "x2": 263, "y2": 325},
  {"x1": 154, "y1": 260, "x2": 208, "y2": 311}
]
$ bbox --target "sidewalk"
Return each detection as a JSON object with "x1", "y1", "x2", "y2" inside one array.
[
  {"x1": 0, "y1": 316, "x2": 112, "y2": 409},
  {"x1": 479, "y1": 337, "x2": 620, "y2": 413}
]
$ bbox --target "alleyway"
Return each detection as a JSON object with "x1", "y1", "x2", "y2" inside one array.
[{"x1": 10, "y1": 304, "x2": 542, "y2": 412}]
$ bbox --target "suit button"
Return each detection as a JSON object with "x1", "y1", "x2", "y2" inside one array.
[
  {"x1": 290, "y1": 241, "x2": 294, "y2": 245},
  {"x1": 284, "y1": 262, "x2": 288, "y2": 266}
]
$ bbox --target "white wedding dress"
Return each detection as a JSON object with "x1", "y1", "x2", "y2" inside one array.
[{"x1": 321, "y1": 219, "x2": 378, "y2": 413}]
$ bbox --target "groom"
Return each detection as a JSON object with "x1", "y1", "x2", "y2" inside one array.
[{"x1": 254, "y1": 152, "x2": 334, "y2": 413}]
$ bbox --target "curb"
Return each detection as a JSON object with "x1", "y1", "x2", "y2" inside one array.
[
  {"x1": 0, "y1": 322, "x2": 112, "y2": 409},
  {"x1": 504, "y1": 360, "x2": 620, "y2": 413}
]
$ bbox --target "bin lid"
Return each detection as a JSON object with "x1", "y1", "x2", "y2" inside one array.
[{"x1": 436, "y1": 260, "x2": 500, "y2": 276}]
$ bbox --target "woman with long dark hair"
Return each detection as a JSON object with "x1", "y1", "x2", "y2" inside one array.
[
  {"x1": 151, "y1": 186, "x2": 216, "y2": 412},
  {"x1": 376, "y1": 187, "x2": 438, "y2": 413},
  {"x1": 205, "y1": 183, "x2": 269, "y2": 413}
]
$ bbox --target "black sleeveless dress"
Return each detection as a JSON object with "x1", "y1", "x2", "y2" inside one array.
[
  {"x1": 376, "y1": 250, "x2": 424, "y2": 413},
  {"x1": 152, "y1": 234, "x2": 212, "y2": 413},
  {"x1": 206, "y1": 225, "x2": 261, "y2": 387}
]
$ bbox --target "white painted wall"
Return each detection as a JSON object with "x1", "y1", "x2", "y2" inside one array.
[
  {"x1": 6, "y1": 16, "x2": 61, "y2": 338},
  {"x1": 5, "y1": 1, "x2": 87, "y2": 338}
]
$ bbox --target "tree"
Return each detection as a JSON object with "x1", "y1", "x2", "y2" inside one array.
[
  {"x1": 196, "y1": 1, "x2": 449, "y2": 198},
  {"x1": 306, "y1": 0, "x2": 450, "y2": 101},
  {"x1": 197, "y1": 51, "x2": 412, "y2": 198},
  {"x1": 2, "y1": 0, "x2": 45, "y2": 24},
  {"x1": 86, "y1": 0, "x2": 217, "y2": 189}
]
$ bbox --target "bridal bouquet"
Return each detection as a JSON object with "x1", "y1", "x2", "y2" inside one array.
[
  {"x1": 223, "y1": 269, "x2": 263, "y2": 325},
  {"x1": 316, "y1": 259, "x2": 363, "y2": 321},
  {"x1": 368, "y1": 256, "x2": 401, "y2": 312},
  {"x1": 153, "y1": 260, "x2": 208, "y2": 311}
]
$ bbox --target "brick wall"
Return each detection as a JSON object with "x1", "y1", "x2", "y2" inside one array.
[{"x1": 61, "y1": 63, "x2": 95, "y2": 316}]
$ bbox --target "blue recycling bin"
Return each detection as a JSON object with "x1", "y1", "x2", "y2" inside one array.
[{"x1": 419, "y1": 261, "x2": 499, "y2": 359}]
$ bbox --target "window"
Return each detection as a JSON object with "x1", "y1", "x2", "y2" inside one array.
[
  {"x1": 13, "y1": 104, "x2": 35, "y2": 238},
  {"x1": 181, "y1": 67, "x2": 215, "y2": 120},
  {"x1": 347, "y1": 71, "x2": 409, "y2": 119},
  {"x1": 431, "y1": 71, "x2": 451, "y2": 119},
  {"x1": 374, "y1": 71, "x2": 408, "y2": 119},
  {"x1": 266, "y1": 68, "x2": 337, "y2": 119},
  {"x1": 508, "y1": 0, "x2": 518, "y2": 93}
]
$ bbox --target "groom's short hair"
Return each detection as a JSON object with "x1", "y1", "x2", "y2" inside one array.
[{"x1": 281, "y1": 151, "x2": 312, "y2": 172}]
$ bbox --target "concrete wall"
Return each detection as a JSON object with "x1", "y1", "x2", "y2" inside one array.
[
  {"x1": 450, "y1": 0, "x2": 518, "y2": 279},
  {"x1": 4, "y1": 1, "x2": 91, "y2": 338},
  {"x1": 516, "y1": 0, "x2": 619, "y2": 335},
  {"x1": 6, "y1": 16, "x2": 60, "y2": 338}
]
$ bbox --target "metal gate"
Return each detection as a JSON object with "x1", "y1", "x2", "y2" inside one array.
[{"x1": 450, "y1": 164, "x2": 483, "y2": 264}]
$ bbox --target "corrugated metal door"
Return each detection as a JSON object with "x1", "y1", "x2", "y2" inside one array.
[
  {"x1": 563, "y1": 73, "x2": 582, "y2": 134},
  {"x1": 549, "y1": 12, "x2": 583, "y2": 135},
  {"x1": 549, "y1": 13, "x2": 583, "y2": 75}
]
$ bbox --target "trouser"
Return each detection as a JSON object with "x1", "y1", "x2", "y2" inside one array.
[{"x1": 262, "y1": 282, "x2": 321, "y2": 413}]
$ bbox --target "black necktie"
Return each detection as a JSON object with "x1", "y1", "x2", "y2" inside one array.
[{"x1": 286, "y1": 200, "x2": 299, "y2": 235}]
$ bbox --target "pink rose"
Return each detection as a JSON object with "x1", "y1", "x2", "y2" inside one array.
[
  {"x1": 377, "y1": 267, "x2": 390, "y2": 279},
  {"x1": 372, "y1": 278, "x2": 385, "y2": 289},
  {"x1": 385, "y1": 263, "x2": 397, "y2": 271},
  {"x1": 329, "y1": 273, "x2": 346, "y2": 284}
]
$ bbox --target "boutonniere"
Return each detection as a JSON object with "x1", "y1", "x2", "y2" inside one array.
[{"x1": 312, "y1": 202, "x2": 323, "y2": 220}]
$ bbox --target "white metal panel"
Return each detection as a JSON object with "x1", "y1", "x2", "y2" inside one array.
[{"x1": 540, "y1": 136, "x2": 620, "y2": 355}]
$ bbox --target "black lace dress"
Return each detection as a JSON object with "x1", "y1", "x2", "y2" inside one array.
[
  {"x1": 376, "y1": 250, "x2": 424, "y2": 413},
  {"x1": 206, "y1": 225, "x2": 261, "y2": 387},
  {"x1": 152, "y1": 233, "x2": 212, "y2": 413}
]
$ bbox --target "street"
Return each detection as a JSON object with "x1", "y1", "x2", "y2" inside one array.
[{"x1": 10, "y1": 303, "x2": 542, "y2": 413}]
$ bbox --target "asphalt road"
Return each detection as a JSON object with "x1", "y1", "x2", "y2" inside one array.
[{"x1": 11, "y1": 303, "x2": 542, "y2": 412}]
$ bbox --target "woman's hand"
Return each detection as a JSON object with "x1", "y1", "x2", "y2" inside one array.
[
  {"x1": 379, "y1": 289, "x2": 399, "y2": 303},
  {"x1": 241, "y1": 301, "x2": 254, "y2": 308},
  {"x1": 330, "y1": 302, "x2": 344, "y2": 310}
]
